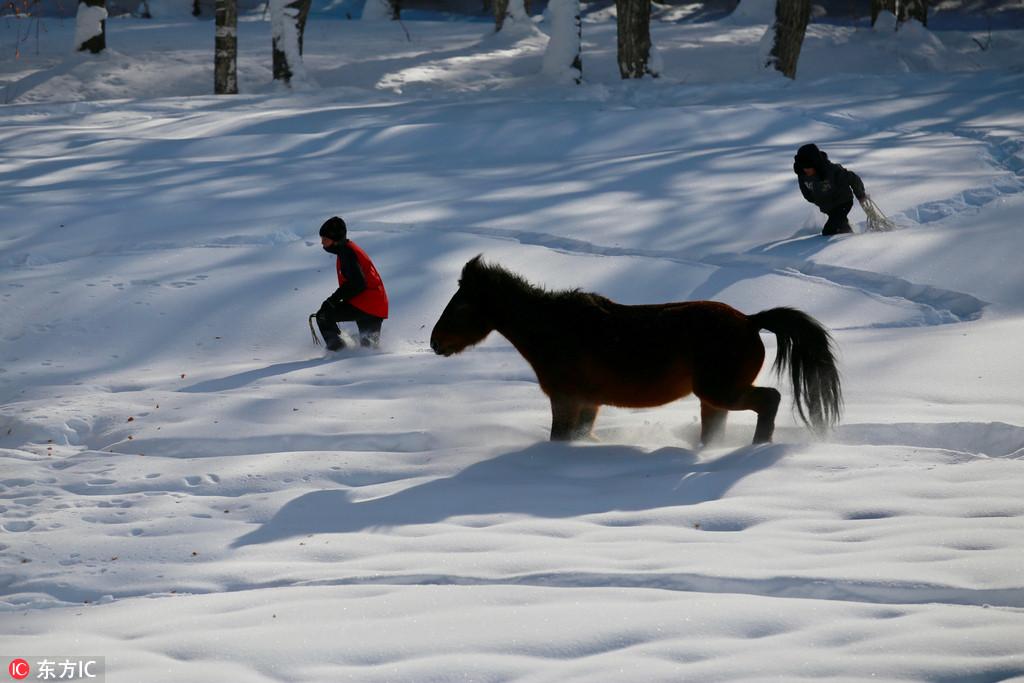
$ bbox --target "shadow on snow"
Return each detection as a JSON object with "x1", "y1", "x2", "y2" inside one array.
[
  {"x1": 232, "y1": 441, "x2": 790, "y2": 546},
  {"x1": 178, "y1": 355, "x2": 348, "y2": 393}
]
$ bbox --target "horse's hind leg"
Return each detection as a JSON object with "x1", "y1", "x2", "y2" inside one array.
[
  {"x1": 700, "y1": 402, "x2": 728, "y2": 446},
  {"x1": 736, "y1": 386, "x2": 781, "y2": 444},
  {"x1": 698, "y1": 386, "x2": 780, "y2": 444}
]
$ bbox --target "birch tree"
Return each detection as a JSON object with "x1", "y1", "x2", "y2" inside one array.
[
  {"x1": 215, "y1": 0, "x2": 238, "y2": 94},
  {"x1": 74, "y1": 0, "x2": 107, "y2": 53},
  {"x1": 271, "y1": 0, "x2": 312, "y2": 85},
  {"x1": 765, "y1": 0, "x2": 810, "y2": 79}
]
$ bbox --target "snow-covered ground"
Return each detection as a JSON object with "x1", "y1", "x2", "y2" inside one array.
[{"x1": 2, "y1": 4, "x2": 1023, "y2": 681}]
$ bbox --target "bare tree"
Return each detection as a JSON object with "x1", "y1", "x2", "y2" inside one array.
[
  {"x1": 871, "y1": 0, "x2": 928, "y2": 26},
  {"x1": 74, "y1": 0, "x2": 106, "y2": 53},
  {"x1": 215, "y1": 0, "x2": 238, "y2": 94},
  {"x1": 616, "y1": 0, "x2": 655, "y2": 79},
  {"x1": 765, "y1": 0, "x2": 810, "y2": 79},
  {"x1": 271, "y1": 0, "x2": 312, "y2": 84}
]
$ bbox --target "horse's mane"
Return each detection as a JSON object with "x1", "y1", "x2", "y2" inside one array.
[{"x1": 460, "y1": 256, "x2": 612, "y2": 310}]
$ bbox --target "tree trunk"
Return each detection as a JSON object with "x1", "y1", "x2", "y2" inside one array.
[
  {"x1": 872, "y1": 0, "x2": 927, "y2": 26},
  {"x1": 75, "y1": 0, "x2": 107, "y2": 53},
  {"x1": 766, "y1": 0, "x2": 810, "y2": 79},
  {"x1": 193, "y1": 0, "x2": 201, "y2": 15},
  {"x1": 215, "y1": 0, "x2": 238, "y2": 94},
  {"x1": 271, "y1": 0, "x2": 312, "y2": 84},
  {"x1": 389, "y1": 0, "x2": 400, "y2": 19},
  {"x1": 615, "y1": 0, "x2": 653, "y2": 79},
  {"x1": 494, "y1": 0, "x2": 509, "y2": 31},
  {"x1": 902, "y1": 0, "x2": 928, "y2": 24}
]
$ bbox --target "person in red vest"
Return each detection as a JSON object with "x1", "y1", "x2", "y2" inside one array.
[{"x1": 314, "y1": 216, "x2": 388, "y2": 350}]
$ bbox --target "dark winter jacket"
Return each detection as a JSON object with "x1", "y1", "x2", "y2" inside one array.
[{"x1": 794, "y1": 144, "x2": 866, "y2": 212}]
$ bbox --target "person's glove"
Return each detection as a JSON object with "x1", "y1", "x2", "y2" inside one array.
[{"x1": 317, "y1": 291, "x2": 345, "y2": 319}]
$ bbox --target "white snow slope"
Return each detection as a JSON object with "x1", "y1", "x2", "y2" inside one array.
[{"x1": 1, "y1": 7, "x2": 1023, "y2": 682}]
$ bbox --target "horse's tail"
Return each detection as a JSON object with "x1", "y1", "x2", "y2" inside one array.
[{"x1": 749, "y1": 307, "x2": 843, "y2": 434}]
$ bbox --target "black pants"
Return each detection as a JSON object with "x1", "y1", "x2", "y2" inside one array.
[
  {"x1": 316, "y1": 300, "x2": 383, "y2": 349},
  {"x1": 822, "y1": 202, "x2": 854, "y2": 236}
]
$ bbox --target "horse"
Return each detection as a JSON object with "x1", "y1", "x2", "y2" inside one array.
[{"x1": 430, "y1": 256, "x2": 842, "y2": 445}]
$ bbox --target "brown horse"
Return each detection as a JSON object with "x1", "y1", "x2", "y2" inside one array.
[{"x1": 430, "y1": 256, "x2": 842, "y2": 445}]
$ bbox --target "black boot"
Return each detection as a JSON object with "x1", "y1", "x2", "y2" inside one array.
[
  {"x1": 358, "y1": 319, "x2": 382, "y2": 349},
  {"x1": 316, "y1": 312, "x2": 345, "y2": 351},
  {"x1": 823, "y1": 203, "x2": 854, "y2": 235}
]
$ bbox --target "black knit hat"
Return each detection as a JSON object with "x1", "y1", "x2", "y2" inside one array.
[
  {"x1": 794, "y1": 144, "x2": 822, "y2": 169},
  {"x1": 319, "y1": 216, "x2": 347, "y2": 241}
]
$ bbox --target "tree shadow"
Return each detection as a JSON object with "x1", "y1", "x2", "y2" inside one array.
[
  {"x1": 689, "y1": 233, "x2": 835, "y2": 301},
  {"x1": 179, "y1": 355, "x2": 345, "y2": 393},
  {"x1": 232, "y1": 441, "x2": 791, "y2": 546}
]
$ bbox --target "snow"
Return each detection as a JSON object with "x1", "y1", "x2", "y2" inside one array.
[
  {"x1": 2, "y1": 4, "x2": 1024, "y2": 681},
  {"x1": 504, "y1": 0, "x2": 530, "y2": 27},
  {"x1": 270, "y1": 0, "x2": 311, "y2": 84},
  {"x1": 541, "y1": 0, "x2": 581, "y2": 82},
  {"x1": 73, "y1": 3, "x2": 108, "y2": 49},
  {"x1": 144, "y1": 0, "x2": 199, "y2": 19},
  {"x1": 728, "y1": 0, "x2": 775, "y2": 25},
  {"x1": 646, "y1": 41, "x2": 663, "y2": 76},
  {"x1": 360, "y1": 0, "x2": 392, "y2": 21}
]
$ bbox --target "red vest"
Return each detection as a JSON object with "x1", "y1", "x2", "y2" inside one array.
[{"x1": 338, "y1": 241, "x2": 388, "y2": 318}]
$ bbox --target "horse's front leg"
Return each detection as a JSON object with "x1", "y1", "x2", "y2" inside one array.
[
  {"x1": 700, "y1": 401, "x2": 728, "y2": 446},
  {"x1": 575, "y1": 404, "x2": 601, "y2": 441},
  {"x1": 549, "y1": 398, "x2": 600, "y2": 441},
  {"x1": 549, "y1": 396, "x2": 584, "y2": 441}
]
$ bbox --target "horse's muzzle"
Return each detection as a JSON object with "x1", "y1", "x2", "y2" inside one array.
[{"x1": 430, "y1": 338, "x2": 449, "y2": 356}]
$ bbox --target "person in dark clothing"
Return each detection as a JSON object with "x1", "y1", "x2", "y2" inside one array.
[
  {"x1": 794, "y1": 144, "x2": 868, "y2": 236},
  {"x1": 315, "y1": 216, "x2": 389, "y2": 350}
]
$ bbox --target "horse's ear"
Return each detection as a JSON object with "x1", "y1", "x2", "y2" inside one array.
[{"x1": 462, "y1": 254, "x2": 486, "y2": 281}]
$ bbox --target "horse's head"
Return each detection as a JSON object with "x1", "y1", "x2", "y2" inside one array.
[{"x1": 430, "y1": 256, "x2": 496, "y2": 356}]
